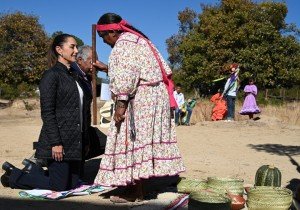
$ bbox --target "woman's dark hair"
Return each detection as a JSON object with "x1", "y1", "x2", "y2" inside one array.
[
  {"x1": 97, "y1": 13, "x2": 149, "y2": 39},
  {"x1": 47, "y1": 33, "x2": 73, "y2": 68}
]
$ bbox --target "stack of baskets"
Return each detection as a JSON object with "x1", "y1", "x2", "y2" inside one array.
[
  {"x1": 247, "y1": 186, "x2": 293, "y2": 210},
  {"x1": 207, "y1": 177, "x2": 244, "y2": 196},
  {"x1": 177, "y1": 177, "x2": 245, "y2": 210}
]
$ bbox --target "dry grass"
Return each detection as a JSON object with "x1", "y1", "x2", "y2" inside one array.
[
  {"x1": 260, "y1": 101, "x2": 300, "y2": 126},
  {"x1": 190, "y1": 100, "x2": 214, "y2": 123},
  {"x1": 190, "y1": 99, "x2": 300, "y2": 126},
  {"x1": 6, "y1": 98, "x2": 300, "y2": 126}
]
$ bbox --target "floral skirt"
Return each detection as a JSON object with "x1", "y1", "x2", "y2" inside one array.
[{"x1": 94, "y1": 83, "x2": 185, "y2": 187}]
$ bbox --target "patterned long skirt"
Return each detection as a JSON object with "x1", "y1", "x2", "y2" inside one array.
[{"x1": 94, "y1": 83, "x2": 185, "y2": 187}]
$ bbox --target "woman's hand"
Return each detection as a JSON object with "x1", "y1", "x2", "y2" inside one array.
[
  {"x1": 93, "y1": 60, "x2": 108, "y2": 72},
  {"x1": 114, "y1": 107, "x2": 126, "y2": 133},
  {"x1": 52, "y1": 145, "x2": 64, "y2": 162},
  {"x1": 114, "y1": 107, "x2": 126, "y2": 124},
  {"x1": 114, "y1": 100, "x2": 127, "y2": 132}
]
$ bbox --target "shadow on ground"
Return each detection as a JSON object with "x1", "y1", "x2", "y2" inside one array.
[
  {"x1": 0, "y1": 172, "x2": 179, "y2": 210},
  {"x1": 248, "y1": 143, "x2": 300, "y2": 173},
  {"x1": 0, "y1": 196, "x2": 176, "y2": 210},
  {"x1": 248, "y1": 144, "x2": 300, "y2": 156}
]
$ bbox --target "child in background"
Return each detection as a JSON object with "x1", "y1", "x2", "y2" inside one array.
[
  {"x1": 173, "y1": 84, "x2": 185, "y2": 126},
  {"x1": 239, "y1": 78, "x2": 260, "y2": 119},
  {"x1": 182, "y1": 99, "x2": 197, "y2": 126}
]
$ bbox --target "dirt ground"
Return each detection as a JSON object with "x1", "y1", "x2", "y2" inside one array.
[{"x1": 0, "y1": 99, "x2": 299, "y2": 209}]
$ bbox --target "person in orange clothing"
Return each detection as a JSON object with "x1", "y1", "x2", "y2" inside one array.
[{"x1": 210, "y1": 92, "x2": 227, "y2": 121}]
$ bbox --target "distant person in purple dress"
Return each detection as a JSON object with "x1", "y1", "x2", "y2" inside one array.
[{"x1": 239, "y1": 78, "x2": 261, "y2": 119}]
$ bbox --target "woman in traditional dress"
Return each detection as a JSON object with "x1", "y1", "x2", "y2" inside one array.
[
  {"x1": 93, "y1": 13, "x2": 185, "y2": 203},
  {"x1": 239, "y1": 78, "x2": 261, "y2": 119}
]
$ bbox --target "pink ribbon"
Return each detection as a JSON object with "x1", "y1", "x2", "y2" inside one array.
[{"x1": 97, "y1": 20, "x2": 147, "y2": 40}]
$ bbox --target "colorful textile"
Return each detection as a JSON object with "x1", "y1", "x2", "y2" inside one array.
[
  {"x1": 19, "y1": 185, "x2": 107, "y2": 200},
  {"x1": 240, "y1": 84, "x2": 261, "y2": 115},
  {"x1": 210, "y1": 93, "x2": 227, "y2": 121},
  {"x1": 186, "y1": 99, "x2": 197, "y2": 109},
  {"x1": 94, "y1": 32, "x2": 185, "y2": 187},
  {"x1": 181, "y1": 99, "x2": 196, "y2": 124}
]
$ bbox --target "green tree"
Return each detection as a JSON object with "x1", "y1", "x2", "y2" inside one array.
[
  {"x1": 51, "y1": 31, "x2": 84, "y2": 47},
  {"x1": 0, "y1": 12, "x2": 49, "y2": 98},
  {"x1": 167, "y1": 0, "x2": 300, "y2": 94}
]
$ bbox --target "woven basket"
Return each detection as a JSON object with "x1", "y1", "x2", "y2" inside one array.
[
  {"x1": 189, "y1": 190, "x2": 231, "y2": 210},
  {"x1": 247, "y1": 186, "x2": 293, "y2": 210},
  {"x1": 207, "y1": 177, "x2": 244, "y2": 196},
  {"x1": 177, "y1": 177, "x2": 207, "y2": 193}
]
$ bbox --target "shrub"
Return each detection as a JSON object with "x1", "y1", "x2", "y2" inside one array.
[{"x1": 0, "y1": 82, "x2": 38, "y2": 100}]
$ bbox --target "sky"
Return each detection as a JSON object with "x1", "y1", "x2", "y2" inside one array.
[{"x1": 1, "y1": 0, "x2": 300, "y2": 78}]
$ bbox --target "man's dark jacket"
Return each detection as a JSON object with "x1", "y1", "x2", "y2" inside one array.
[
  {"x1": 34, "y1": 62, "x2": 92, "y2": 160},
  {"x1": 70, "y1": 62, "x2": 106, "y2": 159}
]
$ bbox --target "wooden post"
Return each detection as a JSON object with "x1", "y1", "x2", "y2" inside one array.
[
  {"x1": 92, "y1": 24, "x2": 97, "y2": 125},
  {"x1": 265, "y1": 89, "x2": 268, "y2": 100}
]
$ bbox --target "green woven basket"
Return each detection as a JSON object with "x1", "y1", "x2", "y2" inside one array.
[
  {"x1": 207, "y1": 177, "x2": 244, "y2": 196},
  {"x1": 177, "y1": 177, "x2": 207, "y2": 193},
  {"x1": 247, "y1": 186, "x2": 293, "y2": 210},
  {"x1": 189, "y1": 190, "x2": 231, "y2": 210}
]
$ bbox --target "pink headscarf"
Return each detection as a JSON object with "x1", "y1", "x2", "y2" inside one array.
[
  {"x1": 97, "y1": 20, "x2": 177, "y2": 109},
  {"x1": 96, "y1": 20, "x2": 143, "y2": 37}
]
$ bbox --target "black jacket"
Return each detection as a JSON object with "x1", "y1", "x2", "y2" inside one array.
[{"x1": 35, "y1": 62, "x2": 92, "y2": 160}]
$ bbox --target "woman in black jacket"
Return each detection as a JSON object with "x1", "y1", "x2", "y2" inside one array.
[{"x1": 1, "y1": 34, "x2": 92, "y2": 191}]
